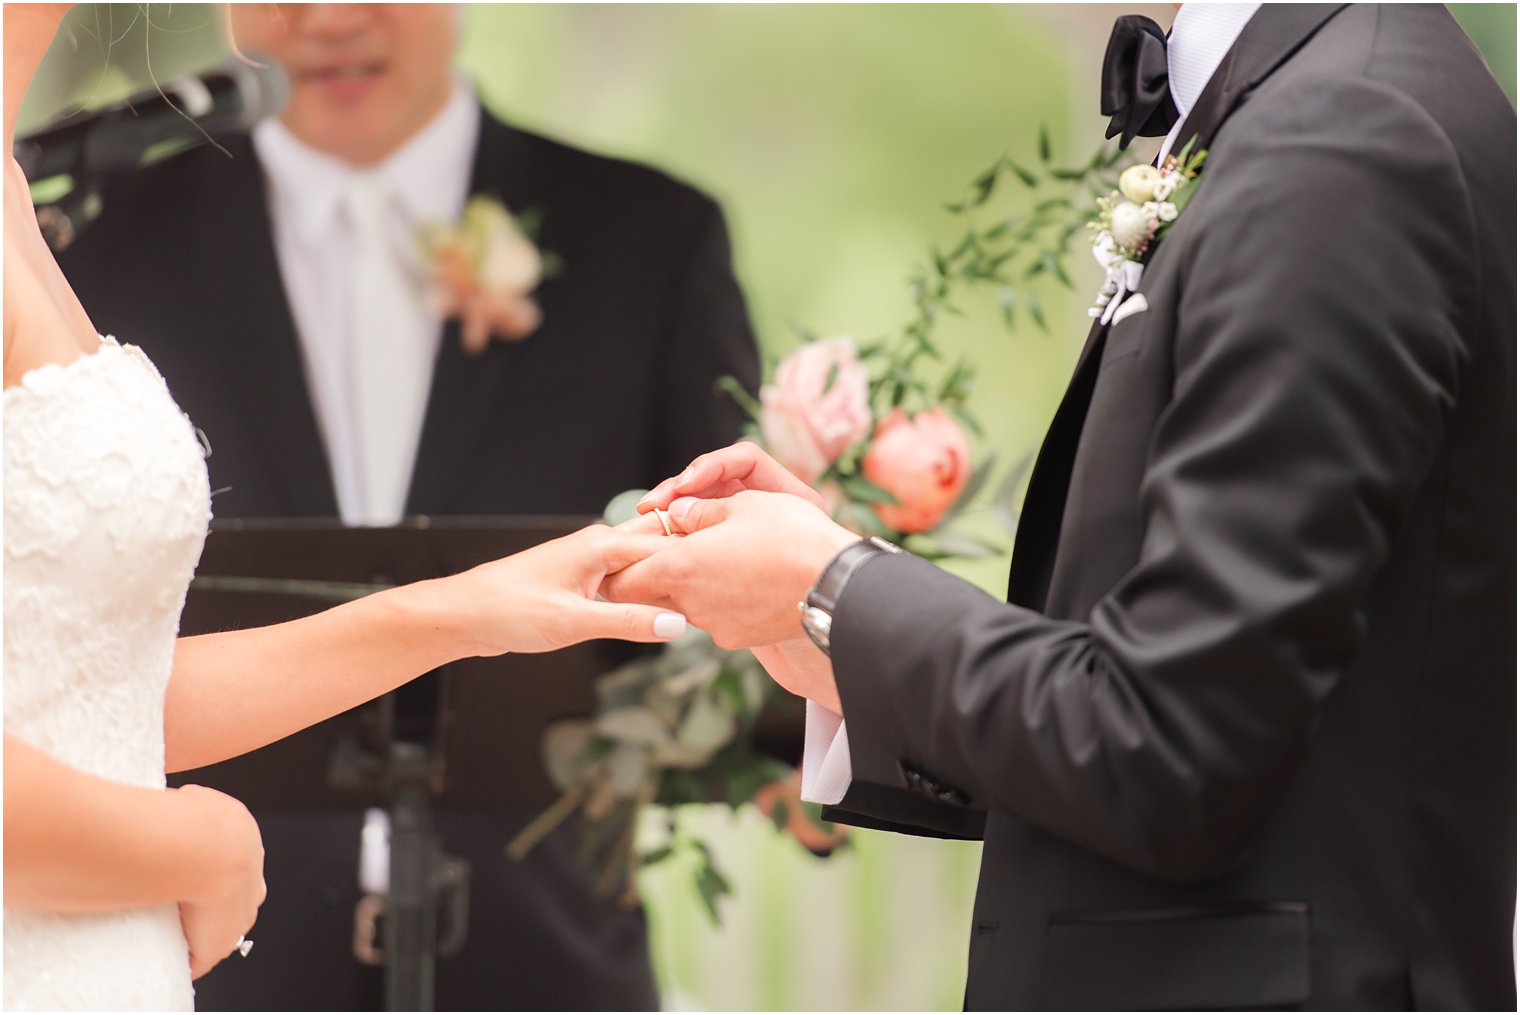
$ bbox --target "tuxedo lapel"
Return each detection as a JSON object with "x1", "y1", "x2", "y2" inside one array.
[
  {"x1": 190, "y1": 136, "x2": 338, "y2": 516},
  {"x1": 1167, "y1": 5, "x2": 1349, "y2": 162},
  {"x1": 1006, "y1": 3, "x2": 1348, "y2": 608},
  {"x1": 1007, "y1": 318, "x2": 1107, "y2": 608},
  {"x1": 406, "y1": 114, "x2": 548, "y2": 515}
]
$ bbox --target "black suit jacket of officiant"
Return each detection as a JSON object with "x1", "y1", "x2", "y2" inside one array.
[
  {"x1": 58, "y1": 109, "x2": 760, "y2": 1011},
  {"x1": 818, "y1": 6, "x2": 1516, "y2": 1010}
]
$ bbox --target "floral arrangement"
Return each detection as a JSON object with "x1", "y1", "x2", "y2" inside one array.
[
  {"x1": 511, "y1": 129, "x2": 1143, "y2": 923},
  {"x1": 419, "y1": 195, "x2": 559, "y2": 354},
  {"x1": 1088, "y1": 138, "x2": 1206, "y2": 321},
  {"x1": 724, "y1": 334, "x2": 1007, "y2": 557}
]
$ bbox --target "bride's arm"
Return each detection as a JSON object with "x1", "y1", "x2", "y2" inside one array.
[
  {"x1": 4, "y1": 736, "x2": 264, "y2": 977},
  {"x1": 166, "y1": 578, "x2": 459, "y2": 772},
  {"x1": 4, "y1": 735, "x2": 261, "y2": 911},
  {"x1": 164, "y1": 523, "x2": 683, "y2": 773}
]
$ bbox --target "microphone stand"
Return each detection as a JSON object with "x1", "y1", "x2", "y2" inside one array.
[{"x1": 329, "y1": 673, "x2": 471, "y2": 1012}]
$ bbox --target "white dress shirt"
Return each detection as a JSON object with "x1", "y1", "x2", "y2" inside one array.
[
  {"x1": 1157, "y1": 3, "x2": 1261, "y2": 164},
  {"x1": 801, "y1": 4, "x2": 1261, "y2": 807},
  {"x1": 253, "y1": 79, "x2": 481, "y2": 525}
]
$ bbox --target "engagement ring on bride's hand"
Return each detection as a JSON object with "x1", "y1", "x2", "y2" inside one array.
[
  {"x1": 653, "y1": 508, "x2": 674, "y2": 537},
  {"x1": 236, "y1": 936, "x2": 254, "y2": 958}
]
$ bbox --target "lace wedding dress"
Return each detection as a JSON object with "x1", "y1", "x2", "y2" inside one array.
[{"x1": 4, "y1": 337, "x2": 212, "y2": 1010}]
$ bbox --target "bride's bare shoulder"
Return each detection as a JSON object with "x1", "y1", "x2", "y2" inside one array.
[{"x1": 4, "y1": 158, "x2": 99, "y2": 389}]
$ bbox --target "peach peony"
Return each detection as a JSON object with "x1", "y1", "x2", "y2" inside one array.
[
  {"x1": 758, "y1": 337, "x2": 873, "y2": 484},
  {"x1": 861, "y1": 408, "x2": 971, "y2": 533}
]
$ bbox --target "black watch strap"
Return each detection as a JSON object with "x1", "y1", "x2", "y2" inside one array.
[{"x1": 800, "y1": 536, "x2": 901, "y2": 654}]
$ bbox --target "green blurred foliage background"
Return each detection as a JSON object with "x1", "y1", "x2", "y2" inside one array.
[{"x1": 20, "y1": 5, "x2": 1515, "y2": 1009}]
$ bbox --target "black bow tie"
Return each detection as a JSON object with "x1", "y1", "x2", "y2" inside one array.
[{"x1": 1101, "y1": 15, "x2": 1179, "y2": 149}]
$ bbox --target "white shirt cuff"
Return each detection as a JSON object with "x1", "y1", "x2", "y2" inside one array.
[{"x1": 801, "y1": 699, "x2": 852, "y2": 806}]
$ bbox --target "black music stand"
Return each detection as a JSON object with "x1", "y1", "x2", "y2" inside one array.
[{"x1": 177, "y1": 517, "x2": 644, "y2": 1012}]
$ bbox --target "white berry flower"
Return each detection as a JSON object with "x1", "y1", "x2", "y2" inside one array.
[
  {"x1": 1156, "y1": 201, "x2": 1178, "y2": 222},
  {"x1": 1119, "y1": 164, "x2": 1163, "y2": 205},
  {"x1": 1154, "y1": 175, "x2": 1179, "y2": 200}
]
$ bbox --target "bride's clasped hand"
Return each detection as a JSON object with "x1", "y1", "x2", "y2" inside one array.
[{"x1": 403, "y1": 524, "x2": 690, "y2": 659}]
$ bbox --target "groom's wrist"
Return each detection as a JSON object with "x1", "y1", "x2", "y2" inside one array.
[{"x1": 799, "y1": 536, "x2": 902, "y2": 656}]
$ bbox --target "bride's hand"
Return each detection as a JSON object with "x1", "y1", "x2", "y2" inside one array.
[
  {"x1": 637, "y1": 441, "x2": 825, "y2": 513},
  {"x1": 432, "y1": 524, "x2": 687, "y2": 657},
  {"x1": 173, "y1": 785, "x2": 265, "y2": 980}
]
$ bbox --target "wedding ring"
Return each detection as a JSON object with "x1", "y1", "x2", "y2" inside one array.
[
  {"x1": 653, "y1": 508, "x2": 674, "y2": 537},
  {"x1": 236, "y1": 936, "x2": 254, "y2": 958}
]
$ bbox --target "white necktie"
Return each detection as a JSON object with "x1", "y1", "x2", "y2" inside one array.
[{"x1": 344, "y1": 175, "x2": 433, "y2": 526}]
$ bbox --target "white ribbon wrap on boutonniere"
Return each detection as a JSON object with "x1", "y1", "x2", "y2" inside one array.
[{"x1": 1091, "y1": 234, "x2": 1145, "y2": 325}]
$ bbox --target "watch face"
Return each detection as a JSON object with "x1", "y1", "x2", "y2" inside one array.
[{"x1": 801, "y1": 604, "x2": 832, "y2": 655}]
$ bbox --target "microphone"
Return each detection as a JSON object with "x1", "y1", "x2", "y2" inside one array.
[{"x1": 14, "y1": 59, "x2": 289, "y2": 182}]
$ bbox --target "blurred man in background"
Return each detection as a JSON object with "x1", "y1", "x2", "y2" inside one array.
[{"x1": 58, "y1": 4, "x2": 759, "y2": 1009}]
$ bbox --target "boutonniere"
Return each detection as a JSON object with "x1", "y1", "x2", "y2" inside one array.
[
  {"x1": 420, "y1": 195, "x2": 555, "y2": 355},
  {"x1": 1087, "y1": 137, "x2": 1206, "y2": 323}
]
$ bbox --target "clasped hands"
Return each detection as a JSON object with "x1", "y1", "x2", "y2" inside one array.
[{"x1": 602, "y1": 442, "x2": 861, "y2": 715}]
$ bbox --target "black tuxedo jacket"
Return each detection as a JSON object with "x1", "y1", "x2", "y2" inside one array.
[
  {"x1": 822, "y1": 6, "x2": 1516, "y2": 1009},
  {"x1": 59, "y1": 110, "x2": 759, "y2": 1010}
]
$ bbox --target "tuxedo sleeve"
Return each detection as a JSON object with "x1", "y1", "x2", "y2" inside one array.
[
  {"x1": 825, "y1": 76, "x2": 1478, "y2": 878},
  {"x1": 651, "y1": 197, "x2": 761, "y2": 477}
]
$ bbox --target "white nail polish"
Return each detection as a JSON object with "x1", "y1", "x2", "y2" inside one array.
[{"x1": 653, "y1": 613, "x2": 687, "y2": 639}]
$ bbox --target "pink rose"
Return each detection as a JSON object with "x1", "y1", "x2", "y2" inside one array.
[
  {"x1": 861, "y1": 408, "x2": 971, "y2": 533},
  {"x1": 758, "y1": 337, "x2": 872, "y2": 484}
]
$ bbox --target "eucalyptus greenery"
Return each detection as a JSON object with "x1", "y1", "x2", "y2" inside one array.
[
  {"x1": 506, "y1": 624, "x2": 798, "y2": 922},
  {"x1": 918, "y1": 126, "x2": 1127, "y2": 342},
  {"x1": 731, "y1": 130, "x2": 1127, "y2": 561}
]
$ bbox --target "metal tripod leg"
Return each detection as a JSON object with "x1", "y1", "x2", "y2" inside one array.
[{"x1": 384, "y1": 743, "x2": 438, "y2": 1011}]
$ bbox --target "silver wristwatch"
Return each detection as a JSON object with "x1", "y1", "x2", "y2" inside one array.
[{"x1": 798, "y1": 536, "x2": 901, "y2": 656}]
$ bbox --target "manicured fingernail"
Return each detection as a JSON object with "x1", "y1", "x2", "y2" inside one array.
[
  {"x1": 654, "y1": 613, "x2": 687, "y2": 639},
  {"x1": 670, "y1": 497, "x2": 697, "y2": 521},
  {"x1": 675, "y1": 468, "x2": 695, "y2": 487}
]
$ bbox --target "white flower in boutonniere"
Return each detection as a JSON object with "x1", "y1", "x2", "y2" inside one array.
[
  {"x1": 1109, "y1": 199, "x2": 1153, "y2": 249},
  {"x1": 420, "y1": 195, "x2": 557, "y2": 356},
  {"x1": 1087, "y1": 137, "x2": 1207, "y2": 324},
  {"x1": 1118, "y1": 164, "x2": 1162, "y2": 204}
]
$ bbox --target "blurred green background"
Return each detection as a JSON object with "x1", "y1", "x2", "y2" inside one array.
[{"x1": 21, "y1": 5, "x2": 1516, "y2": 1009}]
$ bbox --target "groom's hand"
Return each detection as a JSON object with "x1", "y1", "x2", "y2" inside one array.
[
  {"x1": 603, "y1": 491, "x2": 856, "y2": 651},
  {"x1": 637, "y1": 441, "x2": 825, "y2": 513}
]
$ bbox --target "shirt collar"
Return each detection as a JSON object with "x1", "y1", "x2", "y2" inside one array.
[
  {"x1": 253, "y1": 77, "x2": 481, "y2": 247},
  {"x1": 1166, "y1": 3, "x2": 1261, "y2": 125}
]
